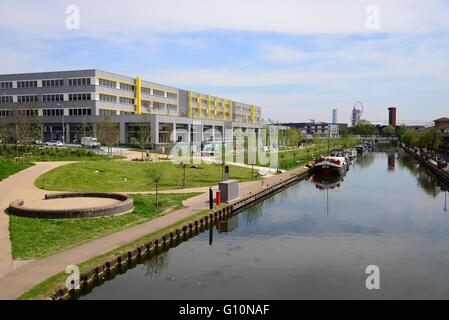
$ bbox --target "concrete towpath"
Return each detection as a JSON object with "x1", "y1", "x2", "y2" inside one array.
[
  {"x1": 0, "y1": 162, "x2": 73, "y2": 275},
  {"x1": 0, "y1": 161, "x2": 307, "y2": 299}
]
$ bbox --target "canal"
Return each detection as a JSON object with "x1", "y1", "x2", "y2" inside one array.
[{"x1": 80, "y1": 145, "x2": 449, "y2": 299}]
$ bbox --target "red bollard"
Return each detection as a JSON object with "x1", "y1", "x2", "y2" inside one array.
[{"x1": 216, "y1": 191, "x2": 221, "y2": 206}]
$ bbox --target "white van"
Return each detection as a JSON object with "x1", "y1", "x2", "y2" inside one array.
[{"x1": 81, "y1": 137, "x2": 100, "y2": 148}]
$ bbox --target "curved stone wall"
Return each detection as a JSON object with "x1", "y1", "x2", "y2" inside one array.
[{"x1": 8, "y1": 193, "x2": 134, "y2": 219}]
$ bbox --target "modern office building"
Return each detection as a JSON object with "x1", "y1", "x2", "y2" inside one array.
[{"x1": 0, "y1": 69, "x2": 264, "y2": 149}]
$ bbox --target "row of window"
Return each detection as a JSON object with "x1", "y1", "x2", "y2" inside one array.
[
  {"x1": 42, "y1": 109, "x2": 64, "y2": 116},
  {"x1": 68, "y1": 93, "x2": 91, "y2": 101},
  {"x1": 68, "y1": 78, "x2": 91, "y2": 86},
  {"x1": 119, "y1": 97, "x2": 135, "y2": 105},
  {"x1": 18, "y1": 95, "x2": 39, "y2": 103},
  {"x1": 120, "y1": 83, "x2": 134, "y2": 91},
  {"x1": 1, "y1": 80, "x2": 178, "y2": 101},
  {"x1": 17, "y1": 80, "x2": 38, "y2": 88},
  {"x1": 42, "y1": 94, "x2": 64, "y2": 102},
  {"x1": 99, "y1": 109, "x2": 117, "y2": 116},
  {"x1": 42, "y1": 79, "x2": 64, "y2": 87},
  {"x1": 153, "y1": 89, "x2": 164, "y2": 97},
  {"x1": 0, "y1": 109, "x2": 38, "y2": 117},
  {"x1": 0, "y1": 82, "x2": 13, "y2": 89},
  {"x1": 69, "y1": 108, "x2": 92, "y2": 116},
  {"x1": 99, "y1": 79, "x2": 116, "y2": 88},
  {"x1": 141, "y1": 87, "x2": 177, "y2": 99},
  {"x1": 99, "y1": 94, "x2": 117, "y2": 102},
  {"x1": 0, "y1": 96, "x2": 13, "y2": 103}
]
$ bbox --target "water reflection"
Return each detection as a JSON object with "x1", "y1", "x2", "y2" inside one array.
[
  {"x1": 398, "y1": 152, "x2": 444, "y2": 198},
  {"x1": 388, "y1": 153, "x2": 396, "y2": 171},
  {"x1": 143, "y1": 252, "x2": 170, "y2": 279},
  {"x1": 80, "y1": 147, "x2": 449, "y2": 300}
]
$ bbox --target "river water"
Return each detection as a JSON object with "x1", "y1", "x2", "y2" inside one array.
[{"x1": 80, "y1": 145, "x2": 449, "y2": 299}]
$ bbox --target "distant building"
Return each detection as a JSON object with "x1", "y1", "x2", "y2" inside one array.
[
  {"x1": 332, "y1": 109, "x2": 338, "y2": 124},
  {"x1": 435, "y1": 117, "x2": 449, "y2": 150},
  {"x1": 283, "y1": 122, "x2": 347, "y2": 139},
  {"x1": 388, "y1": 107, "x2": 397, "y2": 128}
]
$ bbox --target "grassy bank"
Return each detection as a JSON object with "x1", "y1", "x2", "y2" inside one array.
[
  {"x1": 0, "y1": 144, "x2": 124, "y2": 161},
  {"x1": 9, "y1": 193, "x2": 198, "y2": 260},
  {"x1": 35, "y1": 161, "x2": 257, "y2": 192},
  {"x1": 0, "y1": 157, "x2": 34, "y2": 181},
  {"x1": 277, "y1": 136, "x2": 360, "y2": 169},
  {"x1": 18, "y1": 204, "x2": 224, "y2": 300}
]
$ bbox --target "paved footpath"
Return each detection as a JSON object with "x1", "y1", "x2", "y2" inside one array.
[
  {"x1": 0, "y1": 162, "x2": 72, "y2": 275},
  {"x1": 0, "y1": 162, "x2": 306, "y2": 299}
]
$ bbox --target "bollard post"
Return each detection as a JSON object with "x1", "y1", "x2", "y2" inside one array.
[
  {"x1": 209, "y1": 187, "x2": 214, "y2": 210},
  {"x1": 216, "y1": 191, "x2": 221, "y2": 206}
]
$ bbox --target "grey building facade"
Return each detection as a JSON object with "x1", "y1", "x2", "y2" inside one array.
[{"x1": 0, "y1": 69, "x2": 266, "y2": 149}]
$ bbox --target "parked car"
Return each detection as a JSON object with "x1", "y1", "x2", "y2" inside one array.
[
  {"x1": 81, "y1": 137, "x2": 101, "y2": 148},
  {"x1": 45, "y1": 140, "x2": 64, "y2": 147}
]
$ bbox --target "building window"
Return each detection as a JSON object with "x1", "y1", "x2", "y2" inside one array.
[
  {"x1": 153, "y1": 101, "x2": 164, "y2": 110},
  {"x1": 42, "y1": 94, "x2": 64, "y2": 102},
  {"x1": 68, "y1": 93, "x2": 91, "y2": 101},
  {"x1": 17, "y1": 95, "x2": 39, "y2": 103},
  {"x1": 68, "y1": 78, "x2": 91, "y2": 86},
  {"x1": 99, "y1": 78, "x2": 116, "y2": 88},
  {"x1": 99, "y1": 109, "x2": 117, "y2": 116},
  {"x1": 153, "y1": 89, "x2": 164, "y2": 97},
  {"x1": 0, "y1": 96, "x2": 13, "y2": 103},
  {"x1": 0, "y1": 82, "x2": 13, "y2": 89},
  {"x1": 141, "y1": 87, "x2": 152, "y2": 95},
  {"x1": 99, "y1": 94, "x2": 117, "y2": 103},
  {"x1": 42, "y1": 79, "x2": 64, "y2": 87},
  {"x1": 25, "y1": 109, "x2": 38, "y2": 117},
  {"x1": 69, "y1": 108, "x2": 92, "y2": 116},
  {"x1": 17, "y1": 80, "x2": 38, "y2": 88},
  {"x1": 120, "y1": 83, "x2": 135, "y2": 91},
  {"x1": 0, "y1": 110, "x2": 11, "y2": 117},
  {"x1": 167, "y1": 92, "x2": 177, "y2": 100},
  {"x1": 166, "y1": 104, "x2": 177, "y2": 111},
  {"x1": 119, "y1": 97, "x2": 135, "y2": 105},
  {"x1": 42, "y1": 109, "x2": 64, "y2": 116}
]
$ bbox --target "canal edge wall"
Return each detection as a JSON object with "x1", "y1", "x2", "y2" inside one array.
[
  {"x1": 402, "y1": 146, "x2": 449, "y2": 185},
  {"x1": 50, "y1": 168, "x2": 310, "y2": 300}
]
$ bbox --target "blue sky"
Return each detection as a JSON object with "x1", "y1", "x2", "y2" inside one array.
[{"x1": 1, "y1": 0, "x2": 449, "y2": 124}]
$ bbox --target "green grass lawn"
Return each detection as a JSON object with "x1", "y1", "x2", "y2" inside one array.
[
  {"x1": 35, "y1": 161, "x2": 257, "y2": 192},
  {"x1": 0, "y1": 157, "x2": 34, "y2": 181},
  {"x1": 0, "y1": 144, "x2": 124, "y2": 161},
  {"x1": 275, "y1": 137, "x2": 361, "y2": 169},
  {"x1": 9, "y1": 193, "x2": 198, "y2": 260}
]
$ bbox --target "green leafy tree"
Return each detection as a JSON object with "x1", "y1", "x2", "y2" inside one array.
[
  {"x1": 354, "y1": 120, "x2": 377, "y2": 136},
  {"x1": 382, "y1": 125, "x2": 396, "y2": 137}
]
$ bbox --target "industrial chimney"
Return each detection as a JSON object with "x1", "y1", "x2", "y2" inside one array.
[{"x1": 388, "y1": 107, "x2": 397, "y2": 128}]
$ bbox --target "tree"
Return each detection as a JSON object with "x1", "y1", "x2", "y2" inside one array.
[
  {"x1": 95, "y1": 115, "x2": 119, "y2": 156},
  {"x1": 417, "y1": 127, "x2": 443, "y2": 150},
  {"x1": 339, "y1": 126, "x2": 350, "y2": 138},
  {"x1": 146, "y1": 165, "x2": 164, "y2": 208},
  {"x1": 382, "y1": 125, "x2": 395, "y2": 137},
  {"x1": 138, "y1": 123, "x2": 151, "y2": 159},
  {"x1": 354, "y1": 120, "x2": 376, "y2": 136},
  {"x1": 10, "y1": 109, "x2": 31, "y2": 157},
  {"x1": 284, "y1": 128, "x2": 303, "y2": 147}
]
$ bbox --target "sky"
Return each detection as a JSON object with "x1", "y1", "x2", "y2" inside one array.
[{"x1": 1, "y1": 0, "x2": 449, "y2": 124}]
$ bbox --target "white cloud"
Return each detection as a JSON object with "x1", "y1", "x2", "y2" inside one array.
[{"x1": 1, "y1": 0, "x2": 449, "y2": 38}]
